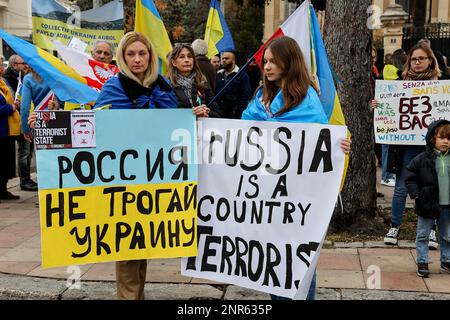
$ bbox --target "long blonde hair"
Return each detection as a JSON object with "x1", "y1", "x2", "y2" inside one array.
[{"x1": 116, "y1": 32, "x2": 158, "y2": 87}]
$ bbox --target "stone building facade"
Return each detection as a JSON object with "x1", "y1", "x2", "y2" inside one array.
[{"x1": 263, "y1": 0, "x2": 450, "y2": 55}]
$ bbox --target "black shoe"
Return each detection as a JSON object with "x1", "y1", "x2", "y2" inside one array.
[
  {"x1": 441, "y1": 262, "x2": 450, "y2": 274},
  {"x1": 0, "y1": 191, "x2": 20, "y2": 200},
  {"x1": 20, "y1": 182, "x2": 38, "y2": 192},
  {"x1": 29, "y1": 180, "x2": 38, "y2": 187},
  {"x1": 417, "y1": 263, "x2": 430, "y2": 278}
]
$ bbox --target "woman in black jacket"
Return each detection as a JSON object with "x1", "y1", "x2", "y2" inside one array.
[
  {"x1": 167, "y1": 43, "x2": 221, "y2": 118},
  {"x1": 376, "y1": 43, "x2": 442, "y2": 246},
  {"x1": 405, "y1": 119, "x2": 450, "y2": 277}
]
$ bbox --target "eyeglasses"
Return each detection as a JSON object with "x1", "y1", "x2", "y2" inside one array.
[{"x1": 411, "y1": 56, "x2": 430, "y2": 63}]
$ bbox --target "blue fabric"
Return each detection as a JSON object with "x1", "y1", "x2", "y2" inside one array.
[
  {"x1": 0, "y1": 92, "x2": 14, "y2": 138},
  {"x1": 309, "y1": 5, "x2": 339, "y2": 121},
  {"x1": 416, "y1": 206, "x2": 450, "y2": 264},
  {"x1": 391, "y1": 146, "x2": 425, "y2": 227},
  {"x1": 20, "y1": 74, "x2": 52, "y2": 134},
  {"x1": 0, "y1": 28, "x2": 98, "y2": 104},
  {"x1": 94, "y1": 76, "x2": 178, "y2": 110},
  {"x1": 242, "y1": 87, "x2": 328, "y2": 124},
  {"x1": 208, "y1": 0, "x2": 235, "y2": 53},
  {"x1": 381, "y1": 144, "x2": 394, "y2": 181},
  {"x1": 270, "y1": 272, "x2": 316, "y2": 300}
]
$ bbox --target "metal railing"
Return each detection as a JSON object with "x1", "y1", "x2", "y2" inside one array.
[{"x1": 403, "y1": 23, "x2": 450, "y2": 57}]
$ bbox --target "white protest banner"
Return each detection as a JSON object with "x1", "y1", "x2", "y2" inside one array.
[
  {"x1": 181, "y1": 118, "x2": 347, "y2": 299},
  {"x1": 67, "y1": 37, "x2": 88, "y2": 53},
  {"x1": 374, "y1": 80, "x2": 450, "y2": 145}
]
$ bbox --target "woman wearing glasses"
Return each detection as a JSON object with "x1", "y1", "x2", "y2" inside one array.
[
  {"x1": 167, "y1": 43, "x2": 221, "y2": 118},
  {"x1": 374, "y1": 43, "x2": 442, "y2": 247}
]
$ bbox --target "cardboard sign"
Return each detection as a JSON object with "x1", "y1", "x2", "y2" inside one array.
[
  {"x1": 374, "y1": 80, "x2": 450, "y2": 145},
  {"x1": 34, "y1": 110, "x2": 96, "y2": 149},
  {"x1": 36, "y1": 109, "x2": 198, "y2": 268}
]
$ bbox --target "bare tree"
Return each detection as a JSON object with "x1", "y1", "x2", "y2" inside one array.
[{"x1": 323, "y1": 0, "x2": 378, "y2": 231}]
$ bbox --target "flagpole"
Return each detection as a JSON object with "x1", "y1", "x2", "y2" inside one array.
[
  {"x1": 208, "y1": 0, "x2": 313, "y2": 108},
  {"x1": 207, "y1": 51, "x2": 257, "y2": 107}
]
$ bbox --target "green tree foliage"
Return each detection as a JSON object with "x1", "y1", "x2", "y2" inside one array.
[
  {"x1": 228, "y1": 1, "x2": 264, "y2": 54},
  {"x1": 157, "y1": 0, "x2": 210, "y2": 43}
]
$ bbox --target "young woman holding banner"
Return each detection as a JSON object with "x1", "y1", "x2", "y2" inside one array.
[
  {"x1": 241, "y1": 36, "x2": 351, "y2": 300},
  {"x1": 372, "y1": 43, "x2": 441, "y2": 247}
]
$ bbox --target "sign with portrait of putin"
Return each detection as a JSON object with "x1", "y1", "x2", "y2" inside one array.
[{"x1": 71, "y1": 112, "x2": 96, "y2": 148}]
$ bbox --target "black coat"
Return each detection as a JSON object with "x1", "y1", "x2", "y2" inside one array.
[
  {"x1": 405, "y1": 119, "x2": 450, "y2": 219},
  {"x1": 215, "y1": 68, "x2": 252, "y2": 119},
  {"x1": 196, "y1": 55, "x2": 216, "y2": 92},
  {"x1": 171, "y1": 78, "x2": 222, "y2": 118},
  {"x1": 3, "y1": 67, "x2": 19, "y2": 93}
]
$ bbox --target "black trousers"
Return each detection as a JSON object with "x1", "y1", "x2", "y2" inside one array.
[{"x1": 0, "y1": 136, "x2": 16, "y2": 193}]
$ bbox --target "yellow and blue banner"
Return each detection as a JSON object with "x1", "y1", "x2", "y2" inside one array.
[
  {"x1": 36, "y1": 109, "x2": 198, "y2": 268},
  {"x1": 32, "y1": 0, "x2": 123, "y2": 53},
  {"x1": 0, "y1": 29, "x2": 98, "y2": 104},
  {"x1": 135, "y1": 0, "x2": 172, "y2": 75},
  {"x1": 204, "y1": 0, "x2": 235, "y2": 58}
]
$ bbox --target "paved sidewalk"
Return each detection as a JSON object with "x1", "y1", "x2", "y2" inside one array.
[{"x1": 0, "y1": 172, "x2": 450, "y2": 300}]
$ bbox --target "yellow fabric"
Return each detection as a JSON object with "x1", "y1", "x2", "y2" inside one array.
[
  {"x1": 0, "y1": 79, "x2": 21, "y2": 136},
  {"x1": 328, "y1": 92, "x2": 350, "y2": 191},
  {"x1": 204, "y1": 8, "x2": 223, "y2": 58},
  {"x1": 0, "y1": 79, "x2": 14, "y2": 104},
  {"x1": 135, "y1": 0, "x2": 172, "y2": 75},
  {"x1": 7, "y1": 110, "x2": 21, "y2": 136},
  {"x1": 63, "y1": 102, "x2": 93, "y2": 110},
  {"x1": 382, "y1": 64, "x2": 400, "y2": 80}
]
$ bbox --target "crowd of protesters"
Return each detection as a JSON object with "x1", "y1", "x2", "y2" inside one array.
[{"x1": 2, "y1": 30, "x2": 450, "y2": 301}]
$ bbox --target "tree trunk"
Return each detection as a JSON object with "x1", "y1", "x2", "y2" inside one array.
[
  {"x1": 123, "y1": 0, "x2": 135, "y2": 33},
  {"x1": 323, "y1": 0, "x2": 378, "y2": 231}
]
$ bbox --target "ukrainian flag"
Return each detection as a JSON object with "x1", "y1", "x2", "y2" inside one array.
[
  {"x1": 0, "y1": 29, "x2": 98, "y2": 104},
  {"x1": 204, "y1": 0, "x2": 235, "y2": 58},
  {"x1": 309, "y1": 7, "x2": 345, "y2": 126},
  {"x1": 309, "y1": 7, "x2": 349, "y2": 188},
  {"x1": 135, "y1": 0, "x2": 172, "y2": 75}
]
